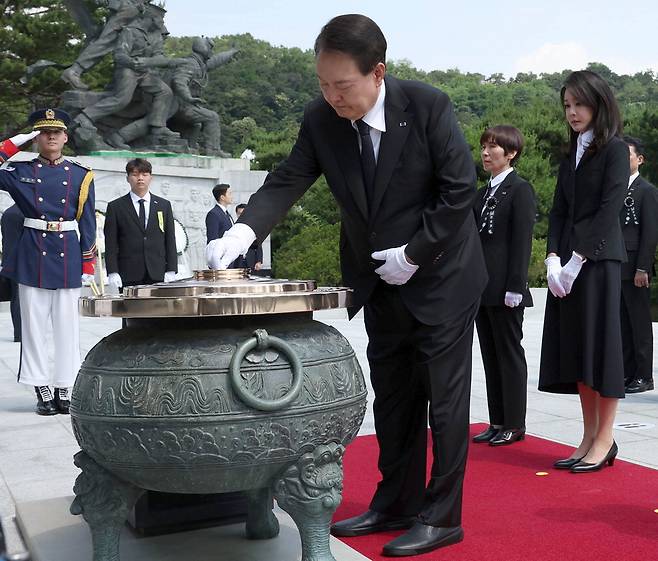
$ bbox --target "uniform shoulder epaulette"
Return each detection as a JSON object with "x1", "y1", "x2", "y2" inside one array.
[{"x1": 65, "y1": 158, "x2": 92, "y2": 171}]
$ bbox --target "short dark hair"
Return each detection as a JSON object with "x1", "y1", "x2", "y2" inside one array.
[
  {"x1": 314, "y1": 14, "x2": 386, "y2": 75},
  {"x1": 623, "y1": 135, "x2": 646, "y2": 159},
  {"x1": 126, "y1": 158, "x2": 152, "y2": 175},
  {"x1": 480, "y1": 125, "x2": 524, "y2": 166},
  {"x1": 212, "y1": 183, "x2": 231, "y2": 202},
  {"x1": 235, "y1": 203, "x2": 247, "y2": 212},
  {"x1": 560, "y1": 70, "x2": 622, "y2": 152}
]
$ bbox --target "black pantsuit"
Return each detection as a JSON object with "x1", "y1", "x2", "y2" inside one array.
[
  {"x1": 365, "y1": 283, "x2": 475, "y2": 526},
  {"x1": 1, "y1": 205, "x2": 23, "y2": 341},
  {"x1": 476, "y1": 306, "x2": 526, "y2": 428},
  {"x1": 474, "y1": 171, "x2": 535, "y2": 430},
  {"x1": 619, "y1": 175, "x2": 658, "y2": 384}
]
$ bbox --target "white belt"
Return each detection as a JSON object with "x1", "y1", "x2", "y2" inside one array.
[{"x1": 24, "y1": 218, "x2": 77, "y2": 232}]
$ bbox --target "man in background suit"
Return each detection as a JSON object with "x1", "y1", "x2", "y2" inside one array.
[
  {"x1": 1, "y1": 204, "x2": 24, "y2": 342},
  {"x1": 207, "y1": 14, "x2": 486, "y2": 556},
  {"x1": 235, "y1": 203, "x2": 263, "y2": 271},
  {"x1": 205, "y1": 183, "x2": 239, "y2": 268},
  {"x1": 620, "y1": 136, "x2": 658, "y2": 393},
  {"x1": 105, "y1": 158, "x2": 177, "y2": 291}
]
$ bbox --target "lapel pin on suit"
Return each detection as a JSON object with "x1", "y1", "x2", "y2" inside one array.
[{"x1": 399, "y1": 121, "x2": 407, "y2": 127}]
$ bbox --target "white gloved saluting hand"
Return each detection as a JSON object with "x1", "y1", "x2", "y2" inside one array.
[
  {"x1": 10, "y1": 130, "x2": 41, "y2": 147},
  {"x1": 545, "y1": 255, "x2": 566, "y2": 298},
  {"x1": 371, "y1": 244, "x2": 419, "y2": 285},
  {"x1": 207, "y1": 223, "x2": 256, "y2": 270}
]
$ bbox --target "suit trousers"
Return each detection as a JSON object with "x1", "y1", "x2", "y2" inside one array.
[
  {"x1": 620, "y1": 280, "x2": 654, "y2": 382},
  {"x1": 17, "y1": 284, "x2": 81, "y2": 388},
  {"x1": 364, "y1": 282, "x2": 476, "y2": 527},
  {"x1": 475, "y1": 305, "x2": 528, "y2": 429},
  {"x1": 9, "y1": 279, "x2": 20, "y2": 341}
]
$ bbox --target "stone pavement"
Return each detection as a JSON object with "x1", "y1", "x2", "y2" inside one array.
[{"x1": 0, "y1": 288, "x2": 656, "y2": 556}]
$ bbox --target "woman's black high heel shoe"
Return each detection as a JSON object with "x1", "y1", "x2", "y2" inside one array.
[
  {"x1": 553, "y1": 456, "x2": 584, "y2": 470},
  {"x1": 570, "y1": 441, "x2": 618, "y2": 473}
]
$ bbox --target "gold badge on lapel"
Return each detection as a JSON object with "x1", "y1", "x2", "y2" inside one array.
[{"x1": 157, "y1": 210, "x2": 164, "y2": 232}]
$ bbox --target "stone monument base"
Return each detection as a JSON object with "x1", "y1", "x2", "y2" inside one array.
[{"x1": 16, "y1": 497, "x2": 368, "y2": 561}]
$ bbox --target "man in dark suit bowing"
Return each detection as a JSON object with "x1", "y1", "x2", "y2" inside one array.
[
  {"x1": 207, "y1": 14, "x2": 486, "y2": 556},
  {"x1": 620, "y1": 136, "x2": 658, "y2": 393},
  {"x1": 104, "y1": 158, "x2": 177, "y2": 291}
]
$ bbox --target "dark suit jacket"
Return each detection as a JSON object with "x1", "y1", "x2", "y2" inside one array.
[
  {"x1": 620, "y1": 175, "x2": 658, "y2": 280},
  {"x1": 1, "y1": 204, "x2": 23, "y2": 272},
  {"x1": 104, "y1": 193, "x2": 177, "y2": 284},
  {"x1": 238, "y1": 76, "x2": 487, "y2": 324},
  {"x1": 548, "y1": 136, "x2": 629, "y2": 263},
  {"x1": 474, "y1": 171, "x2": 536, "y2": 307},
  {"x1": 206, "y1": 205, "x2": 233, "y2": 244}
]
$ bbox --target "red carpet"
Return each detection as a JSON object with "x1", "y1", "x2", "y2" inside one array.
[{"x1": 334, "y1": 424, "x2": 658, "y2": 560}]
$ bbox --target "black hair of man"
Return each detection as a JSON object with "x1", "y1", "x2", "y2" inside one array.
[
  {"x1": 126, "y1": 158, "x2": 152, "y2": 175},
  {"x1": 212, "y1": 183, "x2": 231, "y2": 202},
  {"x1": 560, "y1": 70, "x2": 623, "y2": 153},
  {"x1": 314, "y1": 14, "x2": 387, "y2": 75},
  {"x1": 623, "y1": 135, "x2": 646, "y2": 159},
  {"x1": 235, "y1": 203, "x2": 247, "y2": 212}
]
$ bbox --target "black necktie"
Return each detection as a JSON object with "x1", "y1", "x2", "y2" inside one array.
[
  {"x1": 226, "y1": 210, "x2": 233, "y2": 224},
  {"x1": 355, "y1": 119, "x2": 376, "y2": 206},
  {"x1": 138, "y1": 198, "x2": 146, "y2": 230}
]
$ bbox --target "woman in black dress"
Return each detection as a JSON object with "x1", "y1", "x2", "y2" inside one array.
[
  {"x1": 472, "y1": 126, "x2": 536, "y2": 446},
  {"x1": 539, "y1": 70, "x2": 629, "y2": 473}
]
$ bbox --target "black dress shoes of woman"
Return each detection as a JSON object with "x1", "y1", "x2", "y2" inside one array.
[
  {"x1": 553, "y1": 456, "x2": 584, "y2": 470},
  {"x1": 570, "y1": 441, "x2": 618, "y2": 473},
  {"x1": 489, "y1": 428, "x2": 525, "y2": 446},
  {"x1": 472, "y1": 425, "x2": 500, "y2": 443}
]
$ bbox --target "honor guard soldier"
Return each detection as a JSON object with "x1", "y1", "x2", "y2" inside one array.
[{"x1": 0, "y1": 108, "x2": 96, "y2": 415}]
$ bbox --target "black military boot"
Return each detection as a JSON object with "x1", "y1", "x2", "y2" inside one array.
[
  {"x1": 54, "y1": 387, "x2": 71, "y2": 414},
  {"x1": 35, "y1": 386, "x2": 58, "y2": 416}
]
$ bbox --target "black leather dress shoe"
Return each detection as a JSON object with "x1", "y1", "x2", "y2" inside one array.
[
  {"x1": 472, "y1": 425, "x2": 500, "y2": 443},
  {"x1": 331, "y1": 510, "x2": 415, "y2": 537},
  {"x1": 382, "y1": 523, "x2": 464, "y2": 556},
  {"x1": 489, "y1": 428, "x2": 525, "y2": 446},
  {"x1": 626, "y1": 378, "x2": 654, "y2": 394},
  {"x1": 35, "y1": 386, "x2": 58, "y2": 416},
  {"x1": 553, "y1": 456, "x2": 584, "y2": 470},
  {"x1": 571, "y1": 441, "x2": 618, "y2": 473},
  {"x1": 54, "y1": 387, "x2": 70, "y2": 415}
]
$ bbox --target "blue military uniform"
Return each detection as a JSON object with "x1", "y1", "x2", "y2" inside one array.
[{"x1": 0, "y1": 108, "x2": 96, "y2": 415}]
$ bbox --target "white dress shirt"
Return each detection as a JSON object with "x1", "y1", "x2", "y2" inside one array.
[
  {"x1": 129, "y1": 190, "x2": 151, "y2": 227},
  {"x1": 576, "y1": 129, "x2": 594, "y2": 168},
  {"x1": 351, "y1": 80, "x2": 387, "y2": 162},
  {"x1": 628, "y1": 171, "x2": 640, "y2": 187}
]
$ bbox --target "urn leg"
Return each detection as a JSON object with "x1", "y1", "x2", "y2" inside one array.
[
  {"x1": 70, "y1": 451, "x2": 145, "y2": 561},
  {"x1": 245, "y1": 487, "x2": 280, "y2": 539},
  {"x1": 273, "y1": 443, "x2": 345, "y2": 561}
]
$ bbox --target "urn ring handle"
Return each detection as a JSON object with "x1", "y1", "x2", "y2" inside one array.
[{"x1": 229, "y1": 329, "x2": 304, "y2": 411}]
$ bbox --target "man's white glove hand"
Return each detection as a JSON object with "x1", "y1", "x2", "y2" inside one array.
[
  {"x1": 504, "y1": 292, "x2": 523, "y2": 308},
  {"x1": 371, "y1": 244, "x2": 419, "y2": 285},
  {"x1": 108, "y1": 272, "x2": 123, "y2": 289},
  {"x1": 559, "y1": 252, "x2": 585, "y2": 295},
  {"x1": 207, "y1": 223, "x2": 256, "y2": 270},
  {"x1": 164, "y1": 271, "x2": 176, "y2": 282},
  {"x1": 81, "y1": 274, "x2": 95, "y2": 285},
  {"x1": 10, "y1": 131, "x2": 40, "y2": 147},
  {"x1": 545, "y1": 255, "x2": 566, "y2": 298}
]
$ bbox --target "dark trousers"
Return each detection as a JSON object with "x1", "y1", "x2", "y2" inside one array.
[
  {"x1": 620, "y1": 279, "x2": 654, "y2": 382},
  {"x1": 364, "y1": 283, "x2": 476, "y2": 527},
  {"x1": 476, "y1": 305, "x2": 527, "y2": 429},
  {"x1": 9, "y1": 279, "x2": 20, "y2": 341}
]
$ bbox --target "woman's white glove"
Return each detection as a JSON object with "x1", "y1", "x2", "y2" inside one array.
[
  {"x1": 504, "y1": 292, "x2": 523, "y2": 307},
  {"x1": 207, "y1": 223, "x2": 256, "y2": 270},
  {"x1": 559, "y1": 252, "x2": 586, "y2": 295},
  {"x1": 545, "y1": 255, "x2": 566, "y2": 298}
]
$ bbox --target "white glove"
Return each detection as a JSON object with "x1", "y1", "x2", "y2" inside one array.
[
  {"x1": 545, "y1": 255, "x2": 566, "y2": 298},
  {"x1": 164, "y1": 271, "x2": 176, "y2": 282},
  {"x1": 504, "y1": 292, "x2": 523, "y2": 308},
  {"x1": 559, "y1": 252, "x2": 585, "y2": 295},
  {"x1": 81, "y1": 274, "x2": 95, "y2": 285},
  {"x1": 108, "y1": 272, "x2": 123, "y2": 289},
  {"x1": 371, "y1": 244, "x2": 419, "y2": 285},
  {"x1": 207, "y1": 223, "x2": 256, "y2": 269},
  {"x1": 10, "y1": 130, "x2": 40, "y2": 147}
]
